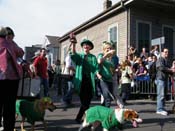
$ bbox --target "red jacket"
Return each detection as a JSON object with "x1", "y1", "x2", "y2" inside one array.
[
  {"x1": 33, "y1": 56, "x2": 48, "y2": 79},
  {"x1": 0, "y1": 37, "x2": 24, "y2": 80}
]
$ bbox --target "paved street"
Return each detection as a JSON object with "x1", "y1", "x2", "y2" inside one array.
[{"x1": 15, "y1": 88, "x2": 175, "y2": 131}]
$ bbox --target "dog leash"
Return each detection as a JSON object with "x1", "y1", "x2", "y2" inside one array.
[{"x1": 99, "y1": 79, "x2": 116, "y2": 102}]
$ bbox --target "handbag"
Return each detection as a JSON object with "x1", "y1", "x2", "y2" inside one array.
[{"x1": 131, "y1": 80, "x2": 135, "y2": 87}]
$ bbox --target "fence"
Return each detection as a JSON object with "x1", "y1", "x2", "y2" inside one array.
[
  {"x1": 17, "y1": 77, "x2": 40, "y2": 100},
  {"x1": 130, "y1": 75, "x2": 174, "y2": 101}
]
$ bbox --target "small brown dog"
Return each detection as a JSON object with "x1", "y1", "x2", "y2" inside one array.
[
  {"x1": 78, "y1": 105, "x2": 142, "y2": 131},
  {"x1": 15, "y1": 97, "x2": 57, "y2": 131}
]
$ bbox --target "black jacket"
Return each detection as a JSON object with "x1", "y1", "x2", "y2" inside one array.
[{"x1": 156, "y1": 56, "x2": 172, "y2": 80}]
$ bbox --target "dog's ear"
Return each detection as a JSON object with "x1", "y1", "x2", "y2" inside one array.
[
  {"x1": 124, "y1": 110, "x2": 132, "y2": 120},
  {"x1": 41, "y1": 97, "x2": 52, "y2": 105},
  {"x1": 124, "y1": 110, "x2": 138, "y2": 120}
]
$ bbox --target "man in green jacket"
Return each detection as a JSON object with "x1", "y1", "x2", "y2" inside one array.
[{"x1": 70, "y1": 38, "x2": 101, "y2": 123}]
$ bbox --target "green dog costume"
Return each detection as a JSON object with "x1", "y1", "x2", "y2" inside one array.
[
  {"x1": 16, "y1": 98, "x2": 52, "y2": 125},
  {"x1": 85, "y1": 106, "x2": 124, "y2": 130}
]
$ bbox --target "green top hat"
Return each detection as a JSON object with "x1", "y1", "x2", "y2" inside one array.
[{"x1": 80, "y1": 39, "x2": 94, "y2": 50}]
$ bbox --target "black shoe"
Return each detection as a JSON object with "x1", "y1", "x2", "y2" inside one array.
[{"x1": 75, "y1": 118, "x2": 82, "y2": 124}]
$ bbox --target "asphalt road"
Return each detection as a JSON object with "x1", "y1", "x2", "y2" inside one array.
[{"x1": 15, "y1": 88, "x2": 175, "y2": 131}]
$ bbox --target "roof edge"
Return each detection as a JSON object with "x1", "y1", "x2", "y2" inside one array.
[{"x1": 58, "y1": 0, "x2": 134, "y2": 42}]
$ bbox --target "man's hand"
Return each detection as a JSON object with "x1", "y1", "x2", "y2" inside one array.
[
  {"x1": 96, "y1": 73, "x2": 102, "y2": 80},
  {"x1": 69, "y1": 32, "x2": 77, "y2": 44}
]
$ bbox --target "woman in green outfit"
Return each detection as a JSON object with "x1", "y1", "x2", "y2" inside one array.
[
  {"x1": 97, "y1": 41, "x2": 116, "y2": 107},
  {"x1": 70, "y1": 38, "x2": 101, "y2": 123}
]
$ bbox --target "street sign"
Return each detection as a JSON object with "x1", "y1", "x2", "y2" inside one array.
[
  {"x1": 151, "y1": 36, "x2": 165, "y2": 46},
  {"x1": 151, "y1": 36, "x2": 165, "y2": 53}
]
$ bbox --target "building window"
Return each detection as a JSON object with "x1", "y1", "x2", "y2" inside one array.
[
  {"x1": 163, "y1": 26, "x2": 174, "y2": 58},
  {"x1": 136, "y1": 21, "x2": 151, "y2": 53},
  {"x1": 108, "y1": 24, "x2": 118, "y2": 53}
]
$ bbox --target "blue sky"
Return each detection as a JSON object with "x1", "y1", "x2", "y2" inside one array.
[{"x1": 0, "y1": 0, "x2": 119, "y2": 49}]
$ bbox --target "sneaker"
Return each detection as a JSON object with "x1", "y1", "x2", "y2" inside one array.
[
  {"x1": 119, "y1": 104, "x2": 124, "y2": 109},
  {"x1": 0, "y1": 126, "x2": 4, "y2": 131},
  {"x1": 156, "y1": 110, "x2": 168, "y2": 116}
]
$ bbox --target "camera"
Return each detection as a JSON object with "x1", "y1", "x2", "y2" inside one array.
[
  {"x1": 69, "y1": 32, "x2": 77, "y2": 43},
  {"x1": 125, "y1": 72, "x2": 130, "y2": 79}
]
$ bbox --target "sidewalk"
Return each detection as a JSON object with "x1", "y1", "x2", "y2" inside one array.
[{"x1": 15, "y1": 88, "x2": 175, "y2": 131}]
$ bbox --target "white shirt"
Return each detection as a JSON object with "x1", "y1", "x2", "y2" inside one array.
[
  {"x1": 63, "y1": 55, "x2": 75, "y2": 75},
  {"x1": 121, "y1": 66, "x2": 133, "y2": 84}
]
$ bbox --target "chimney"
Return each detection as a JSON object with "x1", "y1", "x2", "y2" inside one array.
[{"x1": 103, "y1": 0, "x2": 112, "y2": 10}]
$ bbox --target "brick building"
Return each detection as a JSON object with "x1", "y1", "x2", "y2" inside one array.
[{"x1": 58, "y1": 0, "x2": 175, "y2": 63}]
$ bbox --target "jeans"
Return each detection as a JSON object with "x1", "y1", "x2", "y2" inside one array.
[
  {"x1": 156, "y1": 79, "x2": 167, "y2": 111},
  {"x1": 121, "y1": 83, "x2": 131, "y2": 103},
  {"x1": 112, "y1": 73, "x2": 124, "y2": 107},
  {"x1": 99, "y1": 80, "x2": 113, "y2": 107},
  {"x1": 40, "y1": 77, "x2": 49, "y2": 97},
  {"x1": 62, "y1": 80, "x2": 74, "y2": 105}
]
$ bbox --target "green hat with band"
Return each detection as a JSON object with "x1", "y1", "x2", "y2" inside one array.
[{"x1": 80, "y1": 39, "x2": 94, "y2": 50}]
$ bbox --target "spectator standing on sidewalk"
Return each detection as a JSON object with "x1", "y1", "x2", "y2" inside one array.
[
  {"x1": 48, "y1": 65, "x2": 55, "y2": 88},
  {"x1": 128, "y1": 46, "x2": 138, "y2": 60},
  {"x1": 0, "y1": 26, "x2": 24, "y2": 131},
  {"x1": 140, "y1": 47, "x2": 148, "y2": 62},
  {"x1": 155, "y1": 48, "x2": 175, "y2": 116},
  {"x1": 53, "y1": 59, "x2": 62, "y2": 94},
  {"x1": 171, "y1": 58, "x2": 175, "y2": 79},
  {"x1": 150, "y1": 45, "x2": 160, "y2": 59},
  {"x1": 120, "y1": 59, "x2": 133, "y2": 105},
  {"x1": 149, "y1": 55, "x2": 157, "y2": 100},
  {"x1": 70, "y1": 37, "x2": 101, "y2": 123},
  {"x1": 33, "y1": 48, "x2": 49, "y2": 97},
  {"x1": 61, "y1": 51, "x2": 76, "y2": 107}
]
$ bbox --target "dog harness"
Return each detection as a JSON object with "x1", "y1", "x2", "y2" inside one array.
[{"x1": 86, "y1": 106, "x2": 124, "y2": 130}]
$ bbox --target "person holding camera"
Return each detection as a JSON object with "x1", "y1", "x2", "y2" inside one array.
[
  {"x1": 69, "y1": 34, "x2": 101, "y2": 123},
  {"x1": 97, "y1": 41, "x2": 117, "y2": 108}
]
